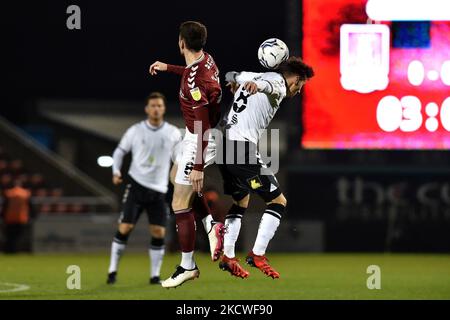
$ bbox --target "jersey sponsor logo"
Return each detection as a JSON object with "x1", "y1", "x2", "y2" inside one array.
[
  {"x1": 190, "y1": 87, "x2": 202, "y2": 101},
  {"x1": 248, "y1": 176, "x2": 263, "y2": 190}
]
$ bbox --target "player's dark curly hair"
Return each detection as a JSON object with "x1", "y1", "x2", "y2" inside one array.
[
  {"x1": 179, "y1": 21, "x2": 207, "y2": 52},
  {"x1": 278, "y1": 57, "x2": 314, "y2": 81}
]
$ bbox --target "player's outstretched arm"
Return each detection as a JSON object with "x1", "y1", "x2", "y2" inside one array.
[
  {"x1": 149, "y1": 61, "x2": 167, "y2": 75},
  {"x1": 149, "y1": 61, "x2": 185, "y2": 76}
]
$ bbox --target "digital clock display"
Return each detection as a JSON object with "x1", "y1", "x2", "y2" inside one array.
[{"x1": 302, "y1": 0, "x2": 450, "y2": 149}]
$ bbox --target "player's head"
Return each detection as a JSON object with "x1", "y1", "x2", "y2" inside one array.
[
  {"x1": 278, "y1": 57, "x2": 314, "y2": 97},
  {"x1": 178, "y1": 21, "x2": 207, "y2": 55},
  {"x1": 145, "y1": 92, "x2": 166, "y2": 122}
]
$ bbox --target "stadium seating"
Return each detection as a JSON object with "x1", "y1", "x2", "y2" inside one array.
[{"x1": 1, "y1": 145, "x2": 97, "y2": 215}]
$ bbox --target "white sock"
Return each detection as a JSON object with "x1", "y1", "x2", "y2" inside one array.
[
  {"x1": 224, "y1": 217, "x2": 242, "y2": 258},
  {"x1": 180, "y1": 251, "x2": 196, "y2": 270},
  {"x1": 202, "y1": 214, "x2": 214, "y2": 234},
  {"x1": 149, "y1": 246, "x2": 165, "y2": 278},
  {"x1": 252, "y1": 213, "x2": 281, "y2": 256},
  {"x1": 108, "y1": 241, "x2": 126, "y2": 273}
]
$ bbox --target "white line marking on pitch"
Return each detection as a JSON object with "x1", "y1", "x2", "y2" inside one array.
[{"x1": 0, "y1": 282, "x2": 30, "y2": 293}]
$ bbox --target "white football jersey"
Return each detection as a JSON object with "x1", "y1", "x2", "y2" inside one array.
[
  {"x1": 113, "y1": 120, "x2": 182, "y2": 193},
  {"x1": 223, "y1": 71, "x2": 287, "y2": 144}
]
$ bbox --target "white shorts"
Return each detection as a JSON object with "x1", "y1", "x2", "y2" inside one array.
[{"x1": 174, "y1": 128, "x2": 218, "y2": 185}]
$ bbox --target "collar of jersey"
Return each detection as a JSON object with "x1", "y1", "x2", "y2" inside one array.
[
  {"x1": 186, "y1": 52, "x2": 205, "y2": 68},
  {"x1": 144, "y1": 120, "x2": 165, "y2": 131}
]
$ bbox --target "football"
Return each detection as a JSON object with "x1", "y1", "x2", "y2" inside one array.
[{"x1": 258, "y1": 38, "x2": 289, "y2": 69}]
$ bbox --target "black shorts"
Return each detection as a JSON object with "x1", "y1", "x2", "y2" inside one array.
[
  {"x1": 218, "y1": 139, "x2": 282, "y2": 203},
  {"x1": 118, "y1": 178, "x2": 169, "y2": 227}
]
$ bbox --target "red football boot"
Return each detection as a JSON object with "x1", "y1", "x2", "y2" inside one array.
[
  {"x1": 219, "y1": 255, "x2": 250, "y2": 279},
  {"x1": 245, "y1": 251, "x2": 280, "y2": 279}
]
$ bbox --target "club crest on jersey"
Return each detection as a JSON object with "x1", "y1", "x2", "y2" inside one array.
[
  {"x1": 190, "y1": 87, "x2": 202, "y2": 101},
  {"x1": 248, "y1": 176, "x2": 263, "y2": 190}
]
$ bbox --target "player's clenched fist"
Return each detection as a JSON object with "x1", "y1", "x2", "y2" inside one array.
[{"x1": 149, "y1": 61, "x2": 168, "y2": 75}]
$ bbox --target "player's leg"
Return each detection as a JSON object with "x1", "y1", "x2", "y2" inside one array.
[
  {"x1": 192, "y1": 194, "x2": 225, "y2": 261},
  {"x1": 172, "y1": 154, "x2": 224, "y2": 261},
  {"x1": 223, "y1": 194, "x2": 249, "y2": 259},
  {"x1": 246, "y1": 175, "x2": 285, "y2": 279},
  {"x1": 146, "y1": 192, "x2": 169, "y2": 285},
  {"x1": 161, "y1": 180, "x2": 199, "y2": 288},
  {"x1": 161, "y1": 130, "x2": 219, "y2": 288},
  {"x1": 107, "y1": 183, "x2": 142, "y2": 284},
  {"x1": 172, "y1": 183, "x2": 197, "y2": 268},
  {"x1": 148, "y1": 224, "x2": 166, "y2": 284},
  {"x1": 190, "y1": 131, "x2": 225, "y2": 261},
  {"x1": 107, "y1": 223, "x2": 135, "y2": 284},
  {"x1": 217, "y1": 164, "x2": 250, "y2": 278}
]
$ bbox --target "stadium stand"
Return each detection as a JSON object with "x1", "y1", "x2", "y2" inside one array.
[{"x1": 0, "y1": 116, "x2": 117, "y2": 215}]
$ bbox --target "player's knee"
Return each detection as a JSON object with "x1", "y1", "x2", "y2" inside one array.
[
  {"x1": 118, "y1": 223, "x2": 134, "y2": 235},
  {"x1": 233, "y1": 193, "x2": 250, "y2": 208},
  {"x1": 114, "y1": 230, "x2": 130, "y2": 244},
  {"x1": 172, "y1": 197, "x2": 190, "y2": 212},
  {"x1": 150, "y1": 225, "x2": 166, "y2": 239},
  {"x1": 269, "y1": 193, "x2": 287, "y2": 207},
  {"x1": 235, "y1": 196, "x2": 249, "y2": 208},
  {"x1": 264, "y1": 201, "x2": 286, "y2": 222},
  {"x1": 225, "y1": 203, "x2": 248, "y2": 221},
  {"x1": 172, "y1": 188, "x2": 192, "y2": 211}
]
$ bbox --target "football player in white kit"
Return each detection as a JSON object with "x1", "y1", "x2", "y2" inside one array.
[
  {"x1": 218, "y1": 57, "x2": 314, "y2": 279},
  {"x1": 107, "y1": 92, "x2": 182, "y2": 285}
]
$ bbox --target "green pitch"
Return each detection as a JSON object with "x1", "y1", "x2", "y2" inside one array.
[{"x1": 1, "y1": 253, "x2": 449, "y2": 300}]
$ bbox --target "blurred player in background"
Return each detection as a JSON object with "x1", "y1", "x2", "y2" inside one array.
[
  {"x1": 149, "y1": 21, "x2": 224, "y2": 288},
  {"x1": 219, "y1": 57, "x2": 314, "y2": 279},
  {"x1": 1, "y1": 179, "x2": 36, "y2": 253},
  {"x1": 107, "y1": 92, "x2": 182, "y2": 285}
]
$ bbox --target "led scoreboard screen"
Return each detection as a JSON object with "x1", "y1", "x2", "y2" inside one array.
[{"x1": 302, "y1": 0, "x2": 450, "y2": 149}]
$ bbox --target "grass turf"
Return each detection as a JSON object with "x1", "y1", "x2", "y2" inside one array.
[{"x1": 0, "y1": 253, "x2": 449, "y2": 300}]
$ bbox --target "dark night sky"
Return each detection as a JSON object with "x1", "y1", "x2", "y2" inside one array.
[{"x1": 2, "y1": 0, "x2": 289, "y2": 119}]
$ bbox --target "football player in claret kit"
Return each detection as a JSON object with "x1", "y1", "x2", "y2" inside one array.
[
  {"x1": 218, "y1": 57, "x2": 314, "y2": 279},
  {"x1": 149, "y1": 21, "x2": 225, "y2": 288},
  {"x1": 107, "y1": 92, "x2": 182, "y2": 285}
]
